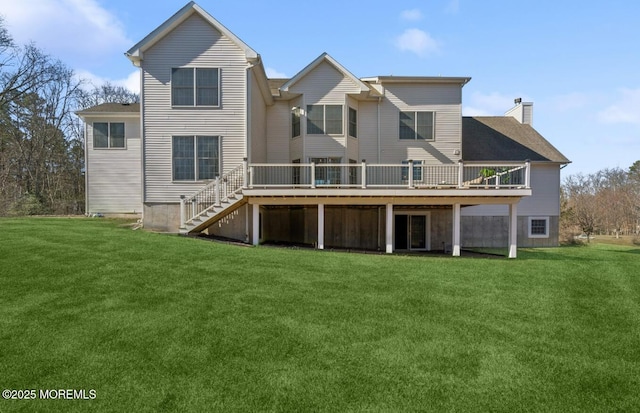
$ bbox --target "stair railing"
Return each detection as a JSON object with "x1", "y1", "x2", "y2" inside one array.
[{"x1": 180, "y1": 159, "x2": 247, "y2": 229}]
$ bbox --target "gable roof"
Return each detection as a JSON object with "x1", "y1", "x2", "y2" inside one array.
[
  {"x1": 280, "y1": 53, "x2": 373, "y2": 95},
  {"x1": 125, "y1": 1, "x2": 258, "y2": 65},
  {"x1": 462, "y1": 117, "x2": 570, "y2": 163}
]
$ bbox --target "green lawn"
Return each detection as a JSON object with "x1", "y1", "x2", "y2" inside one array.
[{"x1": 1, "y1": 218, "x2": 639, "y2": 412}]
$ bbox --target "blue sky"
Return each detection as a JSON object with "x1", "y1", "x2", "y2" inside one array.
[{"x1": 1, "y1": 0, "x2": 638, "y2": 176}]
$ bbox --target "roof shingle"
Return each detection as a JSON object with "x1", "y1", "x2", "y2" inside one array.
[
  {"x1": 76, "y1": 102, "x2": 140, "y2": 114},
  {"x1": 462, "y1": 117, "x2": 569, "y2": 163}
]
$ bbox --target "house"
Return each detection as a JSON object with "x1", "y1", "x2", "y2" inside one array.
[{"x1": 76, "y1": 2, "x2": 569, "y2": 257}]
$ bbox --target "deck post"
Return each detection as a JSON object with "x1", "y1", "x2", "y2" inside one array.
[
  {"x1": 361, "y1": 160, "x2": 367, "y2": 189},
  {"x1": 385, "y1": 203, "x2": 393, "y2": 253},
  {"x1": 311, "y1": 162, "x2": 316, "y2": 189},
  {"x1": 242, "y1": 157, "x2": 248, "y2": 189},
  {"x1": 525, "y1": 159, "x2": 531, "y2": 189},
  {"x1": 179, "y1": 195, "x2": 186, "y2": 229},
  {"x1": 252, "y1": 203, "x2": 260, "y2": 246},
  {"x1": 458, "y1": 160, "x2": 464, "y2": 188},
  {"x1": 452, "y1": 203, "x2": 461, "y2": 256},
  {"x1": 408, "y1": 160, "x2": 414, "y2": 188},
  {"x1": 508, "y1": 203, "x2": 518, "y2": 258},
  {"x1": 214, "y1": 177, "x2": 221, "y2": 206},
  {"x1": 318, "y1": 204, "x2": 324, "y2": 250}
]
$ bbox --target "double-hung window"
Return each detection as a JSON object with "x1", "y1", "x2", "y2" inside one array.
[
  {"x1": 93, "y1": 122, "x2": 125, "y2": 148},
  {"x1": 307, "y1": 105, "x2": 343, "y2": 135},
  {"x1": 399, "y1": 111, "x2": 434, "y2": 140},
  {"x1": 172, "y1": 68, "x2": 220, "y2": 107},
  {"x1": 291, "y1": 108, "x2": 301, "y2": 138},
  {"x1": 172, "y1": 136, "x2": 219, "y2": 181},
  {"x1": 348, "y1": 107, "x2": 357, "y2": 138}
]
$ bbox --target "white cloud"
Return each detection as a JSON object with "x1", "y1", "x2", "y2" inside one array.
[
  {"x1": 463, "y1": 91, "x2": 520, "y2": 116},
  {"x1": 395, "y1": 29, "x2": 440, "y2": 57},
  {"x1": 400, "y1": 9, "x2": 423, "y2": 21},
  {"x1": 597, "y1": 88, "x2": 640, "y2": 124},
  {"x1": 0, "y1": 0, "x2": 131, "y2": 67},
  {"x1": 265, "y1": 67, "x2": 287, "y2": 78},
  {"x1": 75, "y1": 69, "x2": 140, "y2": 94}
]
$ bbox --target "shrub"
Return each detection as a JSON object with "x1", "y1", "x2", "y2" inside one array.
[{"x1": 9, "y1": 193, "x2": 48, "y2": 216}]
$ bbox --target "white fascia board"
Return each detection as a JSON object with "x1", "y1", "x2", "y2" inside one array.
[
  {"x1": 280, "y1": 53, "x2": 370, "y2": 93},
  {"x1": 362, "y1": 76, "x2": 472, "y2": 86},
  {"x1": 75, "y1": 112, "x2": 140, "y2": 120},
  {"x1": 125, "y1": 2, "x2": 258, "y2": 65}
]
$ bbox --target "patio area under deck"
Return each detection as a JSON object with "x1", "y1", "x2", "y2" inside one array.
[
  {"x1": 245, "y1": 188, "x2": 530, "y2": 258},
  {"x1": 181, "y1": 161, "x2": 532, "y2": 257}
]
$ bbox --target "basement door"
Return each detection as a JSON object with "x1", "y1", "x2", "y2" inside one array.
[{"x1": 394, "y1": 213, "x2": 430, "y2": 251}]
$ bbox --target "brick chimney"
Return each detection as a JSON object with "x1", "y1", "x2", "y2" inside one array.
[{"x1": 505, "y1": 98, "x2": 533, "y2": 125}]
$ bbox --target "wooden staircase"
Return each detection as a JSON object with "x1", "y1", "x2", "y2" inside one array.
[{"x1": 179, "y1": 163, "x2": 247, "y2": 235}]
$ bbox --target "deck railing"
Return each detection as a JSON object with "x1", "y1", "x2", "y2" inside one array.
[
  {"x1": 180, "y1": 162, "x2": 246, "y2": 228},
  {"x1": 249, "y1": 161, "x2": 530, "y2": 189},
  {"x1": 180, "y1": 160, "x2": 530, "y2": 229}
]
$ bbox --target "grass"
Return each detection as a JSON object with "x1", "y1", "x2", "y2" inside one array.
[{"x1": 1, "y1": 217, "x2": 639, "y2": 412}]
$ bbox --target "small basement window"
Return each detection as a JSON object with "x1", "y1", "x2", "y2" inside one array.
[{"x1": 529, "y1": 217, "x2": 549, "y2": 238}]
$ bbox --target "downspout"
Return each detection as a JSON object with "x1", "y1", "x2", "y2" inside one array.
[
  {"x1": 376, "y1": 87, "x2": 384, "y2": 163},
  {"x1": 245, "y1": 59, "x2": 259, "y2": 243},
  {"x1": 84, "y1": 120, "x2": 89, "y2": 214},
  {"x1": 139, "y1": 68, "x2": 145, "y2": 222},
  {"x1": 246, "y1": 60, "x2": 259, "y2": 164}
]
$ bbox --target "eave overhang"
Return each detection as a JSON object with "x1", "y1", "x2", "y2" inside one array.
[
  {"x1": 125, "y1": 1, "x2": 259, "y2": 66},
  {"x1": 362, "y1": 76, "x2": 471, "y2": 87}
]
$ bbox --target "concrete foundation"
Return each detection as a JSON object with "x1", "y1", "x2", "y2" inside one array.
[
  {"x1": 143, "y1": 203, "x2": 181, "y2": 232},
  {"x1": 461, "y1": 215, "x2": 559, "y2": 247}
]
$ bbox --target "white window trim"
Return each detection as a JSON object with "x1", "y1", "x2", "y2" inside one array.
[
  {"x1": 171, "y1": 67, "x2": 221, "y2": 108},
  {"x1": 348, "y1": 107, "x2": 357, "y2": 138},
  {"x1": 171, "y1": 135, "x2": 221, "y2": 182},
  {"x1": 399, "y1": 111, "x2": 435, "y2": 141},
  {"x1": 528, "y1": 216, "x2": 549, "y2": 238},
  {"x1": 306, "y1": 104, "x2": 344, "y2": 135},
  {"x1": 93, "y1": 122, "x2": 126, "y2": 150},
  {"x1": 291, "y1": 108, "x2": 301, "y2": 139}
]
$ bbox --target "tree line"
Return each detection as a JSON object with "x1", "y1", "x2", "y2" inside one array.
[
  {"x1": 0, "y1": 17, "x2": 137, "y2": 216},
  {"x1": 2, "y1": 17, "x2": 639, "y2": 230},
  {"x1": 562, "y1": 161, "x2": 640, "y2": 241}
]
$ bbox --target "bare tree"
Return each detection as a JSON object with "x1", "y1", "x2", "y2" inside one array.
[
  {"x1": 563, "y1": 173, "x2": 600, "y2": 241},
  {"x1": 76, "y1": 81, "x2": 139, "y2": 109},
  {"x1": 562, "y1": 164, "x2": 640, "y2": 242},
  {"x1": 0, "y1": 19, "x2": 84, "y2": 215}
]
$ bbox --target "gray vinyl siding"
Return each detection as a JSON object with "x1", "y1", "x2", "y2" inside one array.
[
  {"x1": 461, "y1": 164, "x2": 561, "y2": 216},
  {"x1": 379, "y1": 83, "x2": 462, "y2": 164},
  {"x1": 141, "y1": 14, "x2": 248, "y2": 203},
  {"x1": 266, "y1": 101, "x2": 291, "y2": 162},
  {"x1": 249, "y1": 70, "x2": 267, "y2": 163},
  {"x1": 289, "y1": 61, "x2": 363, "y2": 162},
  {"x1": 86, "y1": 117, "x2": 142, "y2": 213}
]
